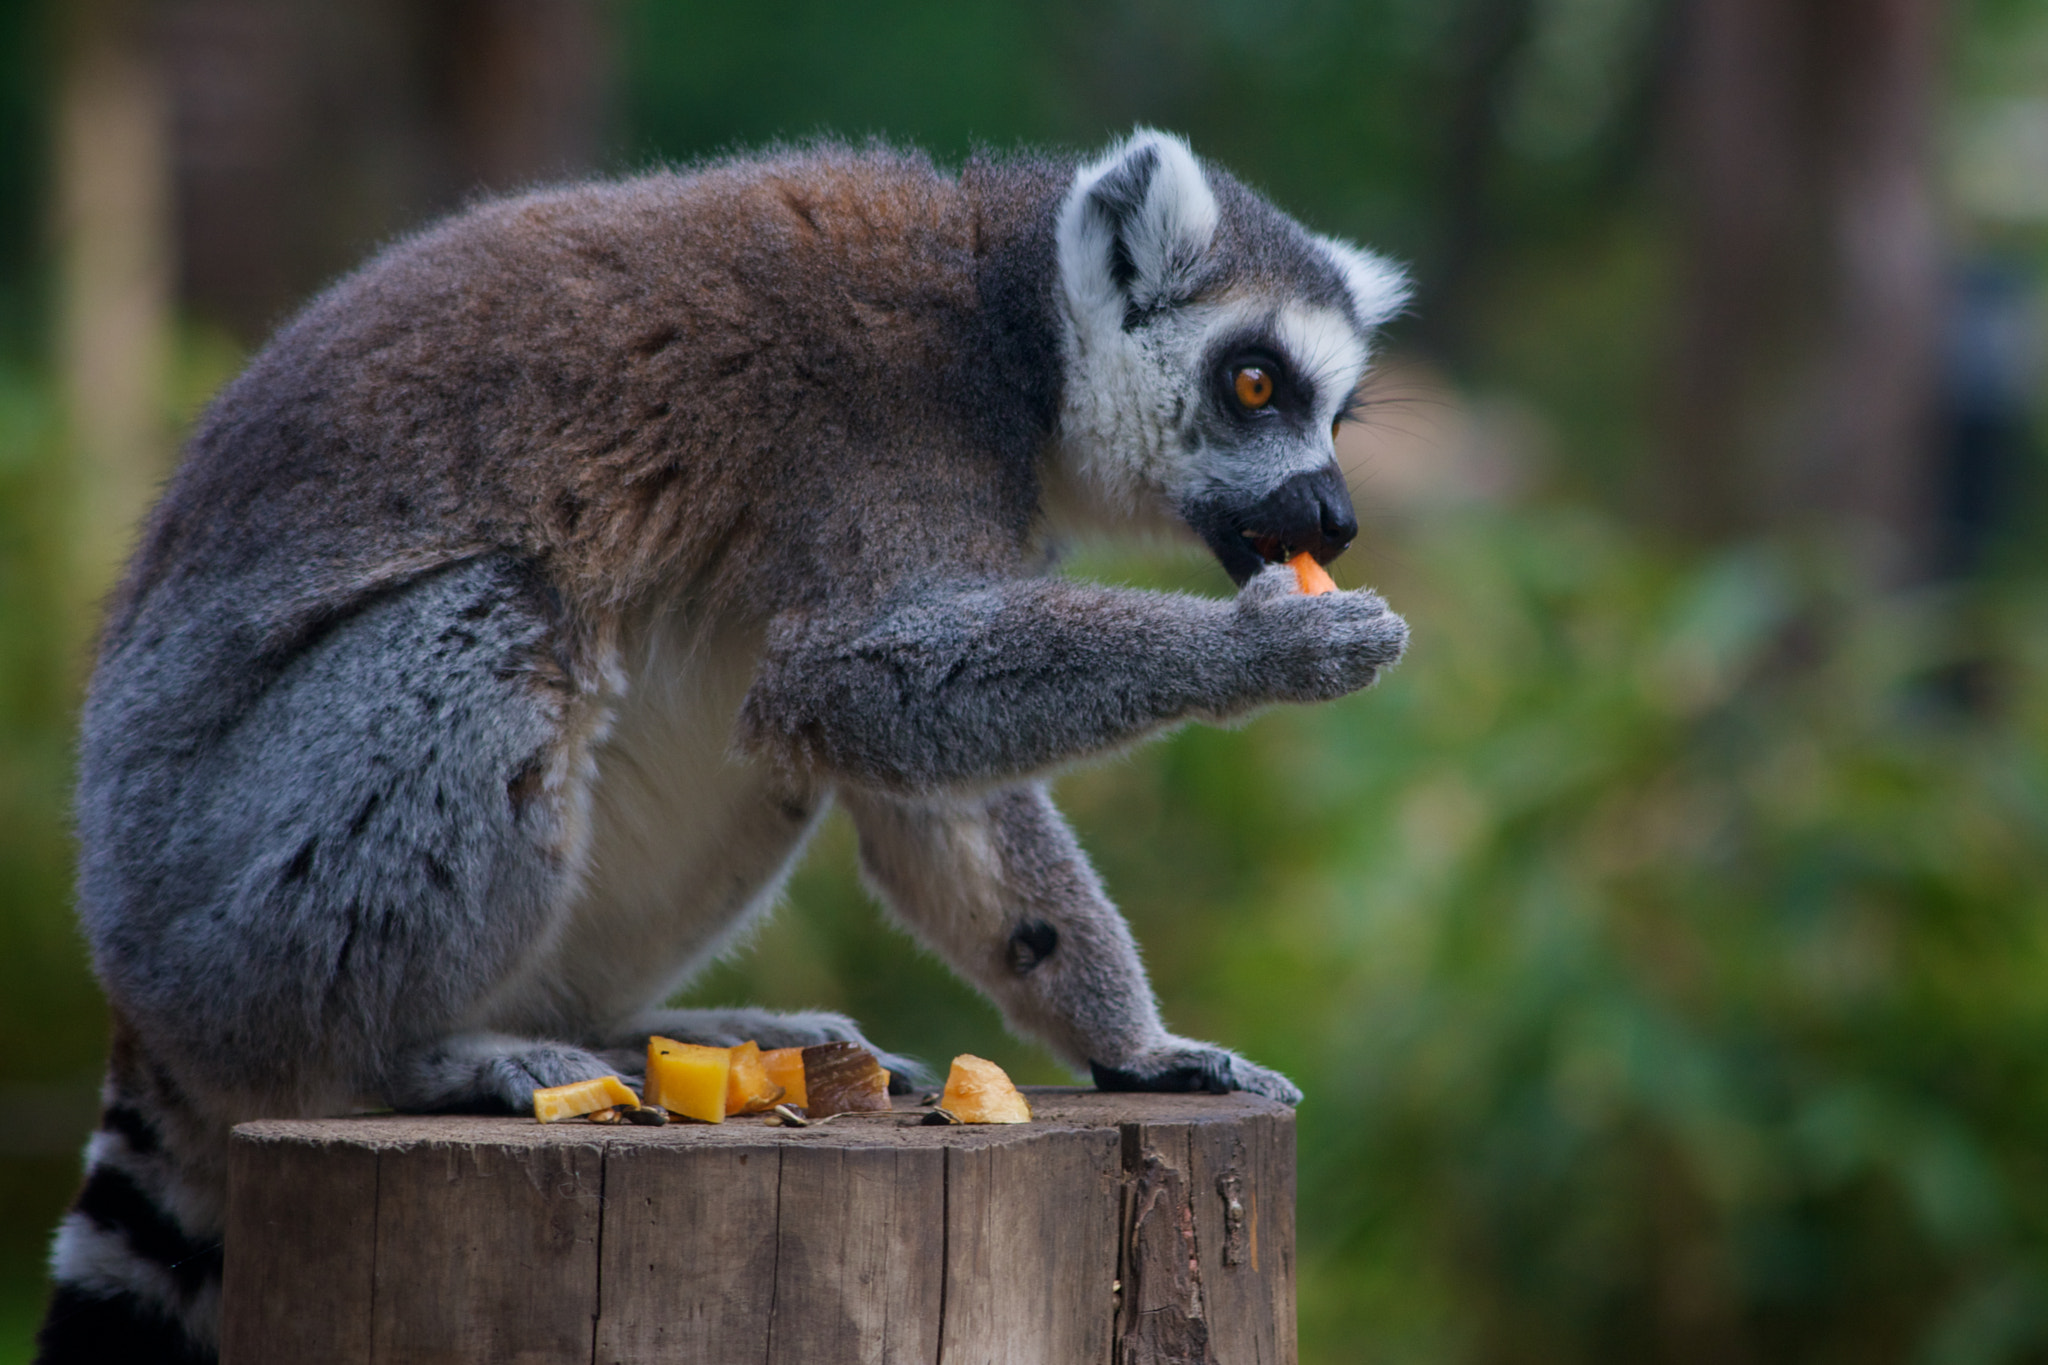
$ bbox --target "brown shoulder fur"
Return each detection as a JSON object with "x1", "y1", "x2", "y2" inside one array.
[{"x1": 110, "y1": 144, "x2": 1069, "y2": 661}]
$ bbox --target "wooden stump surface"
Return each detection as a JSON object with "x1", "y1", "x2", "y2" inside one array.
[{"x1": 219, "y1": 1089, "x2": 1294, "y2": 1365}]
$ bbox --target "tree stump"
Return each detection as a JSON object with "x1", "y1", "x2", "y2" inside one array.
[{"x1": 219, "y1": 1089, "x2": 1295, "y2": 1365}]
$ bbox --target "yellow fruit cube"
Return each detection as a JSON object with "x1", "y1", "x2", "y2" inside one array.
[
  {"x1": 532, "y1": 1074, "x2": 638, "y2": 1123},
  {"x1": 645, "y1": 1036, "x2": 731, "y2": 1123}
]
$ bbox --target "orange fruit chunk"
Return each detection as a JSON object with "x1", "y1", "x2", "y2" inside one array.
[
  {"x1": 1289, "y1": 551, "x2": 1337, "y2": 595},
  {"x1": 760, "y1": 1047, "x2": 807, "y2": 1109},
  {"x1": 532, "y1": 1074, "x2": 638, "y2": 1123},
  {"x1": 725, "y1": 1041, "x2": 786, "y2": 1115},
  {"x1": 938, "y1": 1054, "x2": 1032, "y2": 1124}
]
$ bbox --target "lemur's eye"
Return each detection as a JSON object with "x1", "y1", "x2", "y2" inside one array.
[
  {"x1": 1331, "y1": 416, "x2": 1344, "y2": 442},
  {"x1": 1233, "y1": 367, "x2": 1274, "y2": 410}
]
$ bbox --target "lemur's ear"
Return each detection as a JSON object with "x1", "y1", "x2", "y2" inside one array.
[
  {"x1": 1312, "y1": 233, "x2": 1410, "y2": 335},
  {"x1": 1058, "y1": 129, "x2": 1218, "y2": 334}
]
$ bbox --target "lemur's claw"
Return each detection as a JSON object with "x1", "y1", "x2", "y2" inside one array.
[{"x1": 1090, "y1": 1043, "x2": 1303, "y2": 1106}]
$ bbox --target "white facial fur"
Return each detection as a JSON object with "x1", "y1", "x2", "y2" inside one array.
[{"x1": 1051, "y1": 130, "x2": 1408, "y2": 527}]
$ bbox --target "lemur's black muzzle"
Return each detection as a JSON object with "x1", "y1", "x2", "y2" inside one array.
[{"x1": 1186, "y1": 464, "x2": 1358, "y2": 587}]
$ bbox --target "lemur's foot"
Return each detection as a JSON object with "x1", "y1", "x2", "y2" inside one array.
[
  {"x1": 389, "y1": 1033, "x2": 629, "y2": 1115},
  {"x1": 599, "y1": 1007, "x2": 933, "y2": 1094},
  {"x1": 1090, "y1": 1040, "x2": 1303, "y2": 1106}
]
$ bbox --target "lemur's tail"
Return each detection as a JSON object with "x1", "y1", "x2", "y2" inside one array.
[{"x1": 34, "y1": 1025, "x2": 225, "y2": 1365}]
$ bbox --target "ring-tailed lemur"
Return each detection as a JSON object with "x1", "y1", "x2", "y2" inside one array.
[{"x1": 36, "y1": 130, "x2": 1407, "y2": 1363}]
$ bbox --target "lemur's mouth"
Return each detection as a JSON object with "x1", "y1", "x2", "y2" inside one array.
[{"x1": 1184, "y1": 464, "x2": 1358, "y2": 587}]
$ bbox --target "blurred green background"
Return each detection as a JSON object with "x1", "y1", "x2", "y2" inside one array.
[{"x1": 5, "y1": 1, "x2": 2048, "y2": 1361}]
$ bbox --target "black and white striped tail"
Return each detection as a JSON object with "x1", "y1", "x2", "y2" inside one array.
[{"x1": 35, "y1": 1090, "x2": 224, "y2": 1365}]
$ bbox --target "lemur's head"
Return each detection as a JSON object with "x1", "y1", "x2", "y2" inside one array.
[{"x1": 1051, "y1": 129, "x2": 1407, "y2": 584}]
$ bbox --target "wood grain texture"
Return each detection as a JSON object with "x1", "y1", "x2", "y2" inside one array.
[
  {"x1": 766, "y1": 1143, "x2": 945, "y2": 1364},
  {"x1": 220, "y1": 1133, "x2": 378, "y2": 1365},
  {"x1": 219, "y1": 1090, "x2": 1294, "y2": 1365},
  {"x1": 369, "y1": 1137, "x2": 604, "y2": 1365},
  {"x1": 593, "y1": 1142, "x2": 781, "y2": 1365},
  {"x1": 939, "y1": 1128, "x2": 1122, "y2": 1365},
  {"x1": 1190, "y1": 1111, "x2": 1297, "y2": 1365}
]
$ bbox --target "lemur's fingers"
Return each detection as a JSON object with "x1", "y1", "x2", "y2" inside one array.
[
  {"x1": 388, "y1": 1033, "x2": 626, "y2": 1115},
  {"x1": 1229, "y1": 569, "x2": 1409, "y2": 704},
  {"x1": 1090, "y1": 1039, "x2": 1304, "y2": 1107},
  {"x1": 1235, "y1": 560, "x2": 1309, "y2": 606}
]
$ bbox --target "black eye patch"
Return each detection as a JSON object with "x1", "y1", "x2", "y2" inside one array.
[{"x1": 1205, "y1": 332, "x2": 1315, "y2": 428}]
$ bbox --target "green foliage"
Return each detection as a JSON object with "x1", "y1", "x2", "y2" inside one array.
[
  {"x1": 1066, "y1": 520, "x2": 2048, "y2": 1362},
  {"x1": 0, "y1": 363, "x2": 96, "y2": 1083},
  {"x1": 685, "y1": 507, "x2": 2048, "y2": 1362}
]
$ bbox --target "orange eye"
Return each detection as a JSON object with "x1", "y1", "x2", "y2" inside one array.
[
  {"x1": 1233, "y1": 366, "x2": 1273, "y2": 409},
  {"x1": 1331, "y1": 417, "x2": 1343, "y2": 441}
]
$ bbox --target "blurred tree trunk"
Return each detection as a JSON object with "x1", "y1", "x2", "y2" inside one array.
[
  {"x1": 1664, "y1": 0, "x2": 1947, "y2": 578},
  {"x1": 1422, "y1": 0, "x2": 1536, "y2": 364},
  {"x1": 160, "y1": 0, "x2": 613, "y2": 345},
  {"x1": 51, "y1": 0, "x2": 612, "y2": 627},
  {"x1": 55, "y1": 0, "x2": 172, "y2": 607}
]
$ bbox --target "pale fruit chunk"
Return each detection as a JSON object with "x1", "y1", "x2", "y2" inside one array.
[
  {"x1": 645, "y1": 1036, "x2": 730, "y2": 1123},
  {"x1": 760, "y1": 1047, "x2": 807, "y2": 1109},
  {"x1": 532, "y1": 1074, "x2": 638, "y2": 1123},
  {"x1": 725, "y1": 1041, "x2": 786, "y2": 1115},
  {"x1": 939, "y1": 1055, "x2": 1032, "y2": 1124},
  {"x1": 801, "y1": 1041, "x2": 892, "y2": 1117}
]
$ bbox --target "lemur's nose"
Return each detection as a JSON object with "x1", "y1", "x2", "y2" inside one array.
[
  {"x1": 1240, "y1": 464, "x2": 1356, "y2": 568},
  {"x1": 1184, "y1": 461, "x2": 1360, "y2": 584},
  {"x1": 1318, "y1": 477, "x2": 1359, "y2": 553}
]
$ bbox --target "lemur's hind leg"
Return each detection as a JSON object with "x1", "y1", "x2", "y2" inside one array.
[
  {"x1": 842, "y1": 783, "x2": 1303, "y2": 1105},
  {"x1": 84, "y1": 553, "x2": 621, "y2": 1120},
  {"x1": 589, "y1": 1009, "x2": 932, "y2": 1093}
]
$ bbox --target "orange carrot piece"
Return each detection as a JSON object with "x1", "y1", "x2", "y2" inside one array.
[{"x1": 1289, "y1": 551, "x2": 1337, "y2": 595}]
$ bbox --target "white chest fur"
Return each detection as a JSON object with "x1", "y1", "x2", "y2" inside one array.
[{"x1": 484, "y1": 605, "x2": 826, "y2": 1034}]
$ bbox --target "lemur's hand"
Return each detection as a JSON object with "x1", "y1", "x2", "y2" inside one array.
[
  {"x1": 1090, "y1": 1038, "x2": 1304, "y2": 1106},
  {"x1": 1228, "y1": 562, "x2": 1408, "y2": 705},
  {"x1": 388, "y1": 1034, "x2": 632, "y2": 1115}
]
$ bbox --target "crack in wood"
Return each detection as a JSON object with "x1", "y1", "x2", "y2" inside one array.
[
  {"x1": 1216, "y1": 1169, "x2": 1247, "y2": 1269},
  {"x1": 1117, "y1": 1147, "x2": 1215, "y2": 1365}
]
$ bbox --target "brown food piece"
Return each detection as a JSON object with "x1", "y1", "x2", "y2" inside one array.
[{"x1": 801, "y1": 1041, "x2": 893, "y2": 1117}]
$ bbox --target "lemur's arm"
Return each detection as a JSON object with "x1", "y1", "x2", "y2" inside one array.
[
  {"x1": 839, "y1": 782, "x2": 1301, "y2": 1102},
  {"x1": 739, "y1": 564, "x2": 1406, "y2": 790}
]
